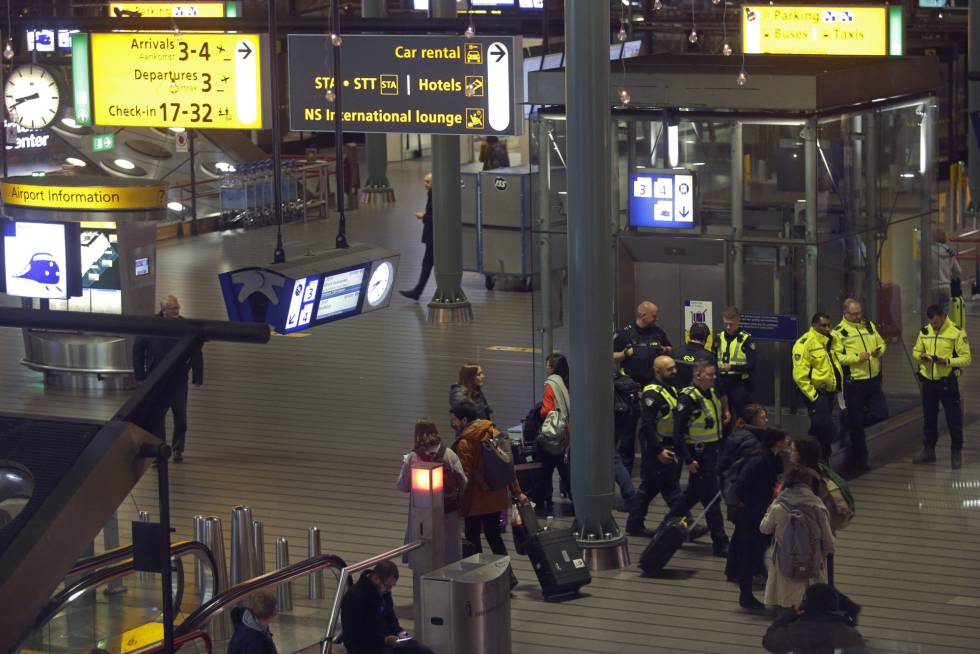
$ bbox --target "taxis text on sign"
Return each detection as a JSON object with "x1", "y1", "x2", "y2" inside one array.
[
  {"x1": 287, "y1": 34, "x2": 521, "y2": 136},
  {"x1": 1, "y1": 182, "x2": 168, "y2": 210},
  {"x1": 108, "y1": 2, "x2": 226, "y2": 17},
  {"x1": 742, "y1": 5, "x2": 887, "y2": 56},
  {"x1": 88, "y1": 32, "x2": 264, "y2": 129}
]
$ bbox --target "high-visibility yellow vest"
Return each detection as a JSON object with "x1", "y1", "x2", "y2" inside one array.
[
  {"x1": 913, "y1": 318, "x2": 973, "y2": 380},
  {"x1": 679, "y1": 385, "x2": 722, "y2": 444},
  {"x1": 832, "y1": 318, "x2": 886, "y2": 381},
  {"x1": 715, "y1": 330, "x2": 752, "y2": 380},
  {"x1": 642, "y1": 383, "x2": 677, "y2": 441}
]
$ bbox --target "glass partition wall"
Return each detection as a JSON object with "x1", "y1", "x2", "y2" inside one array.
[{"x1": 531, "y1": 97, "x2": 937, "y2": 423}]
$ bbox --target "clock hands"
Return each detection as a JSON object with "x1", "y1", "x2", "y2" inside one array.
[{"x1": 10, "y1": 92, "x2": 40, "y2": 108}]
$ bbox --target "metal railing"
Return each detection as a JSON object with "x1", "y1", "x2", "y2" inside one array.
[
  {"x1": 320, "y1": 541, "x2": 423, "y2": 654},
  {"x1": 33, "y1": 540, "x2": 219, "y2": 634},
  {"x1": 174, "y1": 553, "x2": 348, "y2": 638}
]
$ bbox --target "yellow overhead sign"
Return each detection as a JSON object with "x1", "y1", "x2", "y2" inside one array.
[
  {"x1": 1, "y1": 182, "x2": 167, "y2": 210},
  {"x1": 742, "y1": 5, "x2": 887, "y2": 56},
  {"x1": 108, "y1": 2, "x2": 225, "y2": 18},
  {"x1": 89, "y1": 32, "x2": 264, "y2": 129}
]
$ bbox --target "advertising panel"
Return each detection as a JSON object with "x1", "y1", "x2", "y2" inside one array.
[{"x1": 1, "y1": 221, "x2": 82, "y2": 299}]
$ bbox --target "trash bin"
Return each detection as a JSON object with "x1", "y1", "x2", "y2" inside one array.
[{"x1": 420, "y1": 554, "x2": 511, "y2": 654}]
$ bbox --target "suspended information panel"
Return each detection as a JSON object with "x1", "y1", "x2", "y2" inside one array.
[
  {"x1": 742, "y1": 5, "x2": 888, "y2": 56},
  {"x1": 107, "y1": 2, "x2": 228, "y2": 17},
  {"x1": 287, "y1": 34, "x2": 522, "y2": 135},
  {"x1": 75, "y1": 32, "x2": 266, "y2": 129},
  {"x1": 628, "y1": 171, "x2": 696, "y2": 230}
]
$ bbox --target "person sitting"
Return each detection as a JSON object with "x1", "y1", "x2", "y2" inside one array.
[
  {"x1": 228, "y1": 590, "x2": 278, "y2": 654},
  {"x1": 762, "y1": 583, "x2": 868, "y2": 654},
  {"x1": 340, "y1": 561, "x2": 434, "y2": 654}
]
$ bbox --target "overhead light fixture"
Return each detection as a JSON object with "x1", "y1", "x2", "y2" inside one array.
[
  {"x1": 0, "y1": 460, "x2": 34, "y2": 526},
  {"x1": 168, "y1": 127, "x2": 186, "y2": 133},
  {"x1": 214, "y1": 162, "x2": 236, "y2": 173},
  {"x1": 114, "y1": 158, "x2": 136, "y2": 170},
  {"x1": 65, "y1": 157, "x2": 86, "y2": 167},
  {"x1": 61, "y1": 117, "x2": 80, "y2": 129},
  {"x1": 167, "y1": 201, "x2": 186, "y2": 212}
]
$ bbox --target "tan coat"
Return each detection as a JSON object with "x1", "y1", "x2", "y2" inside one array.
[
  {"x1": 453, "y1": 420, "x2": 522, "y2": 517},
  {"x1": 760, "y1": 486, "x2": 835, "y2": 608}
]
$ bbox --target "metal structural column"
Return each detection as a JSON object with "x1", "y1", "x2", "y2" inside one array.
[
  {"x1": 731, "y1": 122, "x2": 744, "y2": 307},
  {"x1": 969, "y1": 2, "x2": 980, "y2": 207},
  {"x1": 427, "y1": 0, "x2": 472, "y2": 322},
  {"x1": 361, "y1": 0, "x2": 393, "y2": 200},
  {"x1": 804, "y1": 118, "x2": 819, "y2": 319},
  {"x1": 864, "y1": 114, "x2": 879, "y2": 322},
  {"x1": 921, "y1": 101, "x2": 937, "y2": 320},
  {"x1": 565, "y1": 0, "x2": 627, "y2": 569},
  {"x1": 537, "y1": 116, "x2": 553, "y2": 372}
]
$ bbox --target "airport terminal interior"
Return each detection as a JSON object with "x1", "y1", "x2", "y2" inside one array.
[{"x1": 1, "y1": 2, "x2": 980, "y2": 654}]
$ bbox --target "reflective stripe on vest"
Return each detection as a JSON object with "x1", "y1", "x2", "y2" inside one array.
[
  {"x1": 717, "y1": 331, "x2": 749, "y2": 379},
  {"x1": 681, "y1": 386, "x2": 722, "y2": 444},
  {"x1": 643, "y1": 383, "x2": 677, "y2": 440}
]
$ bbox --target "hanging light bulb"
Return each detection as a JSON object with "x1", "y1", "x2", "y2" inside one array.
[
  {"x1": 712, "y1": 0, "x2": 721, "y2": 4},
  {"x1": 737, "y1": 70, "x2": 748, "y2": 86},
  {"x1": 3, "y1": 39, "x2": 13, "y2": 61},
  {"x1": 331, "y1": 33, "x2": 343, "y2": 46},
  {"x1": 654, "y1": 0, "x2": 663, "y2": 10},
  {"x1": 722, "y1": 42, "x2": 733, "y2": 56},
  {"x1": 326, "y1": 87, "x2": 336, "y2": 102},
  {"x1": 688, "y1": 29, "x2": 698, "y2": 44},
  {"x1": 618, "y1": 88, "x2": 631, "y2": 105},
  {"x1": 172, "y1": 22, "x2": 181, "y2": 36},
  {"x1": 617, "y1": 24, "x2": 628, "y2": 42},
  {"x1": 464, "y1": 23, "x2": 476, "y2": 39}
]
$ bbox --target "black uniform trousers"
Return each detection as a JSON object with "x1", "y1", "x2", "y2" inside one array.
[
  {"x1": 843, "y1": 375, "x2": 888, "y2": 463},
  {"x1": 729, "y1": 507, "x2": 768, "y2": 596},
  {"x1": 721, "y1": 376, "x2": 752, "y2": 422},
  {"x1": 409, "y1": 239, "x2": 433, "y2": 298},
  {"x1": 921, "y1": 376, "x2": 964, "y2": 451},
  {"x1": 806, "y1": 391, "x2": 838, "y2": 461},
  {"x1": 663, "y1": 442, "x2": 727, "y2": 546},
  {"x1": 626, "y1": 433, "x2": 682, "y2": 531},
  {"x1": 615, "y1": 410, "x2": 640, "y2": 474},
  {"x1": 151, "y1": 380, "x2": 189, "y2": 454}
]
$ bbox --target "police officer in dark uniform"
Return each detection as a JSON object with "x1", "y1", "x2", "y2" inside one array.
[
  {"x1": 676, "y1": 322, "x2": 712, "y2": 389},
  {"x1": 613, "y1": 301, "x2": 673, "y2": 474},
  {"x1": 714, "y1": 306, "x2": 757, "y2": 421},
  {"x1": 661, "y1": 357, "x2": 730, "y2": 557}
]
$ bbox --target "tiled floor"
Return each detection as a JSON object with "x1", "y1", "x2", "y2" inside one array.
[{"x1": 5, "y1": 159, "x2": 980, "y2": 654}]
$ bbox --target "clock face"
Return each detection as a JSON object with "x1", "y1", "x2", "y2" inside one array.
[
  {"x1": 5, "y1": 65, "x2": 61, "y2": 129},
  {"x1": 367, "y1": 261, "x2": 393, "y2": 307}
]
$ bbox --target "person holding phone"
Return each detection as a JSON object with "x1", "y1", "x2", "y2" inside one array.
[
  {"x1": 340, "y1": 561, "x2": 434, "y2": 654},
  {"x1": 832, "y1": 298, "x2": 888, "y2": 474}
]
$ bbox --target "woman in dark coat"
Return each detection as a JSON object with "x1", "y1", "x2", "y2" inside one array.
[{"x1": 449, "y1": 362, "x2": 493, "y2": 420}]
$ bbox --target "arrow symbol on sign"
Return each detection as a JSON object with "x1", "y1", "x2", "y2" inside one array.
[
  {"x1": 679, "y1": 207, "x2": 690, "y2": 219},
  {"x1": 490, "y1": 44, "x2": 506, "y2": 62},
  {"x1": 237, "y1": 42, "x2": 253, "y2": 59}
]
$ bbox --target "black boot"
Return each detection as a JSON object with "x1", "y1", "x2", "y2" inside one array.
[{"x1": 912, "y1": 447, "x2": 936, "y2": 464}]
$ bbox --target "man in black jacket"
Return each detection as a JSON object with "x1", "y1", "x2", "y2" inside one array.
[
  {"x1": 400, "y1": 173, "x2": 433, "y2": 301},
  {"x1": 763, "y1": 583, "x2": 867, "y2": 654},
  {"x1": 132, "y1": 295, "x2": 203, "y2": 463},
  {"x1": 340, "y1": 562, "x2": 434, "y2": 654}
]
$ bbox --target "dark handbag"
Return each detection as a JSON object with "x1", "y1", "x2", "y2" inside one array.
[{"x1": 482, "y1": 433, "x2": 515, "y2": 491}]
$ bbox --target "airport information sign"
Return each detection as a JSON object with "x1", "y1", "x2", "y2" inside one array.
[
  {"x1": 107, "y1": 2, "x2": 227, "y2": 17},
  {"x1": 628, "y1": 171, "x2": 696, "y2": 229},
  {"x1": 287, "y1": 34, "x2": 522, "y2": 135},
  {"x1": 79, "y1": 32, "x2": 265, "y2": 129},
  {"x1": 742, "y1": 5, "x2": 887, "y2": 56}
]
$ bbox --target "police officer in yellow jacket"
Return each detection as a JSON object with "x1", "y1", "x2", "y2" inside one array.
[
  {"x1": 832, "y1": 298, "x2": 888, "y2": 473},
  {"x1": 713, "y1": 306, "x2": 757, "y2": 420},
  {"x1": 792, "y1": 312, "x2": 844, "y2": 460},
  {"x1": 661, "y1": 357, "x2": 730, "y2": 557},
  {"x1": 912, "y1": 304, "x2": 973, "y2": 469}
]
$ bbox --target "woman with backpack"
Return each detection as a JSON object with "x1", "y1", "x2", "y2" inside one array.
[
  {"x1": 397, "y1": 419, "x2": 468, "y2": 564},
  {"x1": 449, "y1": 363, "x2": 493, "y2": 420},
  {"x1": 536, "y1": 353, "x2": 572, "y2": 513},
  {"x1": 760, "y1": 464, "x2": 835, "y2": 611}
]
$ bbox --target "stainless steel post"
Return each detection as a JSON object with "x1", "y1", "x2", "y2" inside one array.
[
  {"x1": 805, "y1": 118, "x2": 819, "y2": 318},
  {"x1": 537, "y1": 116, "x2": 554, "y2": 374},
  {"x1": 137, "y1": 510, "x2": 151, "y2": 584},
  {"x1": 230, "y1": 506, "x2": 256, "y2": 585},
  {"x1": 275, "y1": 537, "x2": 293, "y2": 612},
  {"x1": 921, "y1": 101, "x2": 937, "y2": 319},
  {"x1": 773, "y1": 255, "x2": 783, "y2": 425},
  {"x1": 865, "y1": 113, "x2": 880, "y2": 322},
  {"x1": 193, "y1": 515, "x2": 206, "y2": 597},
  {"x1": 308, "y1": 527, "x2": 324, "y2": 599},
  {"x1": 565, "y1": 0, "x2": 627, "y2": 569},
  {"x1": 428, "y1": 0, "x2": 472, "y2": 322},
  {"x1": 252, "y1": 520, "x2": 265, "y2": 575},
  {"x1": 732, "y1": 122, "x2": 745, "y2": 307},
  {"x1": 199, "y1": 516, "x2": 230, "y2": 640}
]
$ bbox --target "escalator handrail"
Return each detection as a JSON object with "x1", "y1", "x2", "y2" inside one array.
[
  {"x1": 34, "y1": 540, "x2": 219, "y2": 632},
  {"x1": 174, "y1": 553, "x2": 348, "y2": 638}
]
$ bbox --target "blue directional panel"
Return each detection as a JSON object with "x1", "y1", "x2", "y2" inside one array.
[{"x1": 628, "y1": 171, "x2": 697, "y2": 229}]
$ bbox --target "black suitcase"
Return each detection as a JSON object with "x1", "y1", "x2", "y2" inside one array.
[
  {"x1": 525, "y1": 528, "x2": 591, "y2": 600},
  {"x1": 638, "y1": 491, "x2": 722, "y2": 577}
]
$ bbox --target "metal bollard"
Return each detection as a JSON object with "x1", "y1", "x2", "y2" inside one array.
[
  {"x1": 252, "y1": 521, "x2": 265, "y2": 576},
  {"x1": 230, "y1": 506, "x2": 256, "y2": 585},
  {"x1": 137, "y1": 511, "x2": 151, "y2": 584},
  {"x1": 275, "y1": 537, "x2": 293, "y2": 612},
  {"x1": 192, "y1": 515, "x2": 207, "y2": 597},
  {"x1": 307, "y1": 527, "x2": 324, "y2": 599},
  {"x1": 199, "y1": 516, "x2": 230, "y2": 642}
]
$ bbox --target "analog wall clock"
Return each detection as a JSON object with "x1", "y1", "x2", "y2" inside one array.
[
  {"x1": 367, "y1": 260, "x2": 394, "y2": 307},
  {"x1": 4, "y1": 64, "x2": 62, "y2": 129}
]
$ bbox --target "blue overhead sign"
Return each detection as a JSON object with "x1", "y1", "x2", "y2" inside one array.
[
  {"x1": 741, "y1": 312, "x2": 799, "y2": 342},
  {"x1": 628, "y1": 171, "x2": 696, "y2": 229}
]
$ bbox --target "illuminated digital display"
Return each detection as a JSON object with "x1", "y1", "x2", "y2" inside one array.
[
  {"x1": 316, "y1": 266, "x2": 366, "y2": 321},
  {"x1": 629, "y1": 171, "x2": 697, "y2": 229}
]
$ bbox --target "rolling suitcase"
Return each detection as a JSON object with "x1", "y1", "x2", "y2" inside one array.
[
  {"x1": 639, "y1": 491, "x2": 721, "y2": 577},
  {"x1": 525, "y1": 528, "x2": 591, "y2": 600}
]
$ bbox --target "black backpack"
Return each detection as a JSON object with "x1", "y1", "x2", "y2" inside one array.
[
  {"x1": 613, "y1": 375, "x2": 642, "y2": 414},
  {"x1": 522, "y1": 401, "x2": 544, "y2": 444}
]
